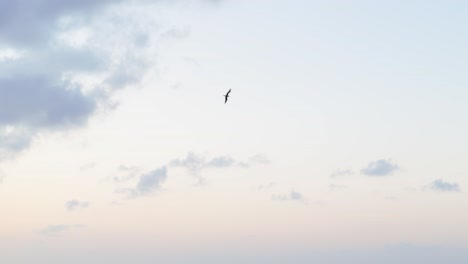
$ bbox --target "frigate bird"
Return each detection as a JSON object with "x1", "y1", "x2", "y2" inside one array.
[{"x1": 223, "y1": 89, "x2": 231, "y2": 104}]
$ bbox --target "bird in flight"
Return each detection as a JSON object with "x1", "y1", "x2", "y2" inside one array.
[{"x1": 223, "y1": 89, "x2": 231, "y2": 104}]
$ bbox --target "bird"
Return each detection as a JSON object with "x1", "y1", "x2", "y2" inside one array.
[{"x1": 223, "y1": 89, "x2": 231, "y2": 104}]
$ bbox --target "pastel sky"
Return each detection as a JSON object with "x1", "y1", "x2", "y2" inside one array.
[{"x1": 1, "y1": 0, "x2": 468, "y2": 263}]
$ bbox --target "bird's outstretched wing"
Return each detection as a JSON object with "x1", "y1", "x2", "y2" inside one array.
[
  {"x1": 225, "y1": 96, "x2": 228, "y2": 103},
  {"x1": 226, "y1": 89, "x2": 231, "y2": 96}
]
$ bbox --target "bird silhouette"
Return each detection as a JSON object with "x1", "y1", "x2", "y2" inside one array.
[{"x1": 223, "y1": 89, "x2": 231, "y2": 104}]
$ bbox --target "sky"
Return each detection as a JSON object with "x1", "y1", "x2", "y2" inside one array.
[{"x1": 0, "y1": 0, "x2": 468, "y2": 263}]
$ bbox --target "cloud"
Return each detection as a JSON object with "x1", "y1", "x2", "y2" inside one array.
[
  {"x1": 112, "y1": 165, "x2": 141, "y2": 182},
  {"x1": 0, "y1": 1, "x2": 130, "y2": 159},
  {"x1": 170, "y1": 152, "x2": 207, "y2": 175},
  {"x1": 0, "y1": 1, "x2": 225, "y2": 160},
  {"x1": 430, "y1": 179, "x2": 461, "y2": 192},
  {"x1": 361, "y1": 159, "x2": 399, "y2": 176},
  {"x1": 170, "y1": 152, "x2": 269, "y2": 184},
  {"x1": 65, "y1": 199, "x2": 89, "y2": 211},
  {"x1": 169, "y1": 152, "x2": 239, "y2": 175},
  {"x1": 239, "y1": 154, "x2": 271, "y2": 168},
  {"x1": 206, "y1": 156, "x2": 236, "y2": 168},
  {"x1": 272, "y1": 190, "x2": 305, "y2": 202},
  {"x1": 40, "y1": 224, "x2": 86, "y2": 235},
  {"x1": 330, "y1": 169, "x2": 354, "y2": 178},
  {"x1": 170, "y1": 152, "x2": 269, "y2": 173},
  {"x1": 0, "y1": 0, "x2": 122, "y2": 46},
  {"x1": 117, "y1": 166, "x2": 168, "y2": 198},
  {"x1": 0, "y1": 78, "x2": 96, "y2": 127}
]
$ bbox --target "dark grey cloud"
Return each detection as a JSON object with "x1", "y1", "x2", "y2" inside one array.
[
  {"x1": 361, "y1": 159, "x2": 399, "y2": 176},
  {"x1": 0, "y1": 1, "x2": 222, "y2": 160},
  {"x1": 40, "y1": 224, "x2": 86, "y2": 235},
  {"x1": 0, "y1": 78, "x2": 96, "y2": 128},
  {"x1": 272, "y1": 190, "x2": 305, "y2": 202},
  {"x1": 65, "y1": 199, "x2": 89, "y2": 211},
  {"x1": 430, "y1": 179, "x2": 461, "y2": 192},
  {"x1": 117, "y1": 166, "x2": 167, "y2": 198},
  {"x1": 0, "y1": 1, "x2": 144, "y2": 159},
  {"x1": 0, "y1": 77, "x2": 97, "y2": 158}
]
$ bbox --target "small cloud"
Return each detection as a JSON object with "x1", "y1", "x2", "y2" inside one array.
[
  {"x1": 170, "y1": 152, "x2": 270, "y2": 185},
  {"x1": 117, "y1": 166, "x2": 168, "y2": 198},
  {"x1": 430, "y1": 179, "x2": 461, "y2": 192},
  {"x1": 238, "y1": 154, "x2": 270, "y2": 168},
  {"x1": 330, "y1": 169, "x2": 354, "y2": 178},
  {"x1": 112, "y1": 165, "x2": 141, "y2": 182},
  {"x1": 206, "y1": 156, "x2": 236, "y2": 168},
  {"x1": 65, "y1": 200, "x2": 89, "y2": 211},
  {"x1": 272, "y1": 190, "x2": 305, "y2": 203},
  {"x1": 170, "y1": 152, "x2": 206, "y2": 175},
  {"x1": 361, "y1": 159, "x2": 399, "y2": 176}
]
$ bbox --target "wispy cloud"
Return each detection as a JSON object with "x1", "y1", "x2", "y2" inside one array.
[
  {"x1": 40, "y1": 224, "x2": 86, "y2": 235},
  {"x1": 238, "y1": 154, "x2": 271, "y2": 168},
  {"x1": 272, "y1": 190, "x2": 305, "y2": 203},
  {"x1": 170, "y1": 152, "x2": 269, "y2": 184},
  {"x1": 255, "y1": 182, "x2": 276, "y2": 191},
  {"x1": 65, "y1": 200, "x2": 89, "y2": 211},
  {"x1": 430, "y1": 179, "x2": 461, "y2": 192},
  {"x1": 330, "y1": 169, "x2": 354, "y2": 178},
  {"x1": 112, "y1": 165, "x2": 141, "y2": 182},
  {"x1": 361, "y1": 159, "x2": 399, "y2": 176},
  {"x1": 171, "y1": 152, "x2": 269, "y2": 173},
  {"x1": 329, "y1": 184, "x2": 348, "y2": 191}
]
